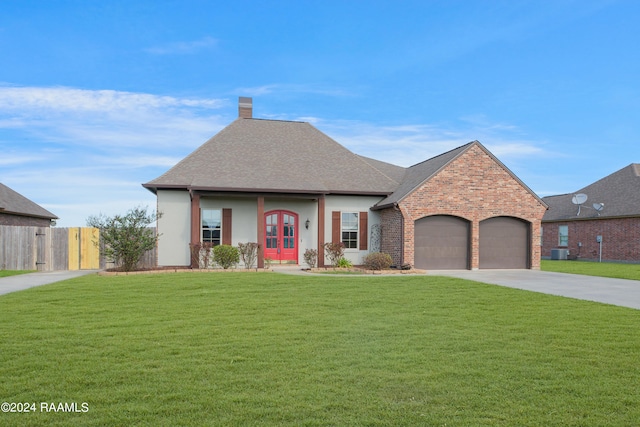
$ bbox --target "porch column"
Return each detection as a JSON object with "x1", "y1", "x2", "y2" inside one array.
[
  {"x1": 257, "y1": 196, "x2": 265, "y2": 268},
  {"x1": 317, "y1": 195, "x2": 325, "y2": 267},
  {"x1": 190, "y1": 193, "x2": 201, "y2": 268},
  {"x1": 470, "y1": 220, "x2": 479, "y2": 270}
]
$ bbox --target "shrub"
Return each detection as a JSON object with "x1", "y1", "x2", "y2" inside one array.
[
  {"x1": 213, "y1": 245, "x2": 239, "y2": 269},
  {"x1": 86, "y1": 206, "x2": 160, "y2": 272},
  {"x1": 323, "y1": 242, "x2": 345, "y2": 267},
  {"x1": 189, "y1": 243, "x2": 201, "y2": 268},
  {"x1": 189, "y1": 242, "x2": 213, "y2": 269},
  {"x1": 363, "y1": 252, "x2": 393, "y2": 270},
  {"x1": 303, "y1": 249, "x2": 318, "y2": 268},
  {"x1": 337, "y1": 257, "x2": 353, "y2": 268},
  {"x1": 238, "y1": 242, "x2": 260, "y2": 269}
]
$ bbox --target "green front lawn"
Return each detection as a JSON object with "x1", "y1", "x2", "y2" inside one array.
[
  {"x1": 542, "y1": 259, "x2": 640, "y2": 280},
  {"x1": 1, "y1": 273, "x2": 639, "y2": 426}
]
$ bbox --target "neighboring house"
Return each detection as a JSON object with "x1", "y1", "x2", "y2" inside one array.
[
  {"x1": 0, "y1": 183, "x2": 58, "y2": 227},
  {"x1": 542, "y1": 164, "x2": 640, "y2": 262},
  {"x1": 143, "y1": 97, "x2": 547, "y2": 270}
]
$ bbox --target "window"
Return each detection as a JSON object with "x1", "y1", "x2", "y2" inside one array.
[
  {"x1": 202, "y1": 209, "x2": 221, "y2": 246},
  {"x1": 558, "y1": 225, "x2": 568, "y2": 247},
  {"x1": 341, "y1": 212, "x2": 359, "y2": 249}
]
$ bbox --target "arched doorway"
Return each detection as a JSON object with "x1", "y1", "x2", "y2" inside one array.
[{"x1": 264, "y1": 210, "x2": 298, "y2": 263}]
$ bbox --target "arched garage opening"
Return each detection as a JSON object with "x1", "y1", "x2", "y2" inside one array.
[
  {"x1": 414, "y1": 215, "x2": 470, "y2": 270},
  {"x1": 479, "y1": 216, "x2": 530, "y2": 269}
]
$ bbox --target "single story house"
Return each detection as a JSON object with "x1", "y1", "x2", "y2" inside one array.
[
  {"x1": 0, "y1": 183, "x2": 58, "y2": 227},
  {"x1": 542, "y1": 163, "x2": 640, "y2": 262},
  {"x1": 143, "y1": 97, "x2": 547, "y2": 269}
]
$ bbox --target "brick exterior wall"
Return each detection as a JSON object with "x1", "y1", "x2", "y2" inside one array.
[
  {"x1": 380, "y1": 207, "x2": 404, "y2": 265},
  {"x1": 390, "y1": 144, "x2": 547, "y2": 269},
  {"x1": 542, "y1": 217, "x2": 640, "y2": 262},
  {"x1": 0, "y1": 212, "x2": 52, "y2": 227}
]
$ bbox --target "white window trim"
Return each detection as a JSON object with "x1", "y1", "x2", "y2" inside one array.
[
  {"x1": 341, "y1": 211, "x2": 359, "y2": 251},
  {"x1": 558, "y1": 225, "x2": 569, "y2": 247},
  {"x1": 201, "y1": 208, "x2": 222, "y2": 246}
]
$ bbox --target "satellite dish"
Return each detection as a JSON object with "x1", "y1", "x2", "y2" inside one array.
[
  {"x1": 593, "y1": 203, "x2": 604, "y2": 212},
  {"x1": 572, "y1": 193, "x2": 588, "y2": 205}
]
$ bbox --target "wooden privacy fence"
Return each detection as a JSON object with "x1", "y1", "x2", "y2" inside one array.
[
  {"x1": 0, "y1": 225, "x2": 99, "y2": 271},
  {"x1": 0, "y1": 225, "x2": 157, "y2": 271}
]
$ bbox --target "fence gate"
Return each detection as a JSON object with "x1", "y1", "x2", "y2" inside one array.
[
  {"x1": 67, "y1": 227, "x2": 100, "y2": 270},
  {"x1": 35, "y1": 227, "x2": 50, "y2": 271}
]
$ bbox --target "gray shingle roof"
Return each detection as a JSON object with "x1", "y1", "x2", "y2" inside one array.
[
  {"x1": 373, "y1": 142, "x2": 473, "y2": 208},
  {"x1": 357, "y1": 155, "x2": 407, "y2": 184},
  {"x1": 0, "y1": 183, "x2": 58, "y2": 219},
  {"x1": 144, "y1": 118, "x2": 401, "y2": 195},
  {"x1": 543, "y1": 164, "x2": 640, "y2": 221}
]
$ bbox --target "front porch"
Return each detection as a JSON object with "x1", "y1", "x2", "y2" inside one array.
[{"x1": 189, "y1": 192, "x2": 327, "y2": 268}]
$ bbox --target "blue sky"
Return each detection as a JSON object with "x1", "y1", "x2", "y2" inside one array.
[{"x1": 1, "y1": 0, "x2": 639, "y2": 227}]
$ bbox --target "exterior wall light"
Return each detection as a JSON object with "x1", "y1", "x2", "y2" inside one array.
[{"x1": 305, "y1": 218, "x2": 310, "y2": 229}]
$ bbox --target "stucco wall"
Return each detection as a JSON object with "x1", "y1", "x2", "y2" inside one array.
[
  {"x1": 542, "y1": 217, "x2": 640, "y2": 262},
  {"x1": 397, "y1": 144, "x2": 547, "y2": 269},
  {"x1": 324, "y1": 195, "x2": 382, "y2": 265},
  {"x1": 157, "y1": 190, "x2": 191, "y2": 266}
]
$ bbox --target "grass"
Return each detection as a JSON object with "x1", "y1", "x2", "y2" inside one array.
[
  {"x1": 0, "y1": 270, "x2": 35, "y2": 278},
  {"x1": 1, "y1": 272, "x2": 639, "y2": 426},
  {"x1": 542, "y1": 259, "x2": 640, "y2": 280}
]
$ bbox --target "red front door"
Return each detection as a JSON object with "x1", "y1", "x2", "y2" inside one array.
[{"x1": 264, "y1": 210, "x2": 298, "y2": 263}]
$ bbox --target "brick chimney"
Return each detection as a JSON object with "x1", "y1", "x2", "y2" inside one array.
[{"x1": 238, "y1": 96, "x2": 252, "y2": 118}]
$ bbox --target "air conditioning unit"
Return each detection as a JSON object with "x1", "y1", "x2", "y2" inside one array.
[{"x1": 550, "y1": 249, "x2": 569, "y2": 260}]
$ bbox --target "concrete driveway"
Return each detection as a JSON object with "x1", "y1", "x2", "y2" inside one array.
[
  {"x1": 0, "y1": 270, "x2": 99, "y2": 296},
  {"x1": 427, "y1": 269, "x2": 640, "y2": 310}
]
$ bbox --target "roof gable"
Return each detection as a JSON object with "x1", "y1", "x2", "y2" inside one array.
[
  {"x1": 144, "y1": 118, "x2": 400, "y2": 195},
  {"x1": 0, "y1": 183, "x2": 58, "y2": 220},
  {"x1": 374, "y1": 141, "x2": 546, "y2": 209},
  {"x1": 373, "y1": 142, "x2": 473, "y2": 208},
  {"x1": 543, "y1": 163, "x2": 640, "y2": 221}
]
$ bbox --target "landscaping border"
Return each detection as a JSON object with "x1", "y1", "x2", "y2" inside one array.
[{"x1": 99, "y1": 268, "x2": 272, "y2": 276}]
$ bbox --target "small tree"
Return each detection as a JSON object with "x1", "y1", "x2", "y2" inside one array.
[
  {"x1": 213, "y1": 244, "x2": 239, "y2": 269},
  {"x1": 87, "y1": 206, "x2": 160, "y2": 272},
  {"x1": 238, "y1": 242, "x2": 260, "y2": 269}
]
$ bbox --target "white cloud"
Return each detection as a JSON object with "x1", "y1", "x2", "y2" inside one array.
[
  {"x1": 0, "y1": 154, "x2": 47, "y2": 166},
  {"x1": 0, "y1": 85, "x2": 227, "y2": 149},
  {"x1": 314, "y1": 118, "x2": 550, "y2": 167},
  {"x1": 0, "y1": 85, "x2": 230, "y2": 227},
  {"x1": 235, "y1": 83, "x2": 354, "y2": 98},
  {"x1": 0, "y1": 86, "x2": 223, "y2": 113},
  {"x1": 145, "y1": 36, "x2": 218, "y2": 55}
]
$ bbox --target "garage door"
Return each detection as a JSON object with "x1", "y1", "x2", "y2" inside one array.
[
  {"x1": 479, "y1": 216, "x2": 529, "y2": 269},
  {"x1": 414, "y1": 215, "x2": 470, "y2": 270}
]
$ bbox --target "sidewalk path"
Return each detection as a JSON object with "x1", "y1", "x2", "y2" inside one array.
[
  {"x1": 427, "y1": 269, "x2": 640, "y2": 310},
  {"x1": 0, "y1": 270, "x2": 99, "y2": 296}
]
